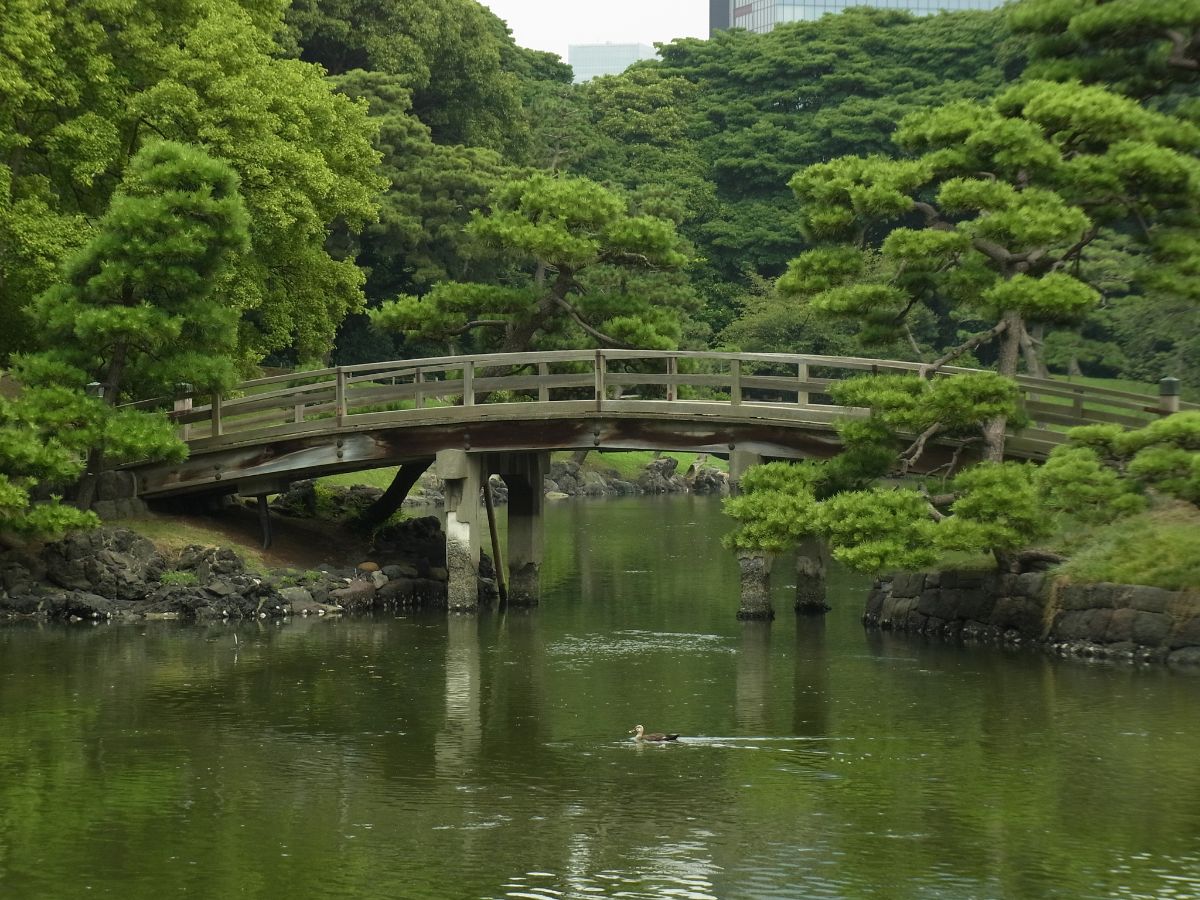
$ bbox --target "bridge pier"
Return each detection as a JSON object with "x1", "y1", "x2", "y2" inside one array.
[
  {"x1": 436, "y1": 450, "x2": 549, "y2": 612},
  {"x1": 437, "y1": 450, "x2": 484, "y2": 611},
  {"x1": 496, "y1": 453, "x2": 548, "y2": 607}
]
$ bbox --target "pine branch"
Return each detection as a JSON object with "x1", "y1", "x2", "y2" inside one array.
[
  {"x1": 919, "y1": 319, "x2": 1009, "y2": 378},
  {"x1": 447, "y1": 319, "x2": 510, "y2": 337},
  {"x1": 900, "y1": 421, "x2": 943, "y2": 475},
  {"x1": 552, "y1": 296, "x2": 636, "y2": 349},
  {"x1": 1166, "y1": 29, "x2": 1200, "y2": 71}
]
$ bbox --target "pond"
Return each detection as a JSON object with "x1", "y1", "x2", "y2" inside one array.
[{"x1": 2, "y1": 495, "x2": 1198, "y2": 899}]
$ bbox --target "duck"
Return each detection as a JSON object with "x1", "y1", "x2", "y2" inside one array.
[{"x1": 629, "y1": 724, "x2": 680, "y2": 742}]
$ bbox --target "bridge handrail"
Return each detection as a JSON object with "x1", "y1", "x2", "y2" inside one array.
[{"x1": 137, "y1": 350, "x2": 1190, "y2": 450}]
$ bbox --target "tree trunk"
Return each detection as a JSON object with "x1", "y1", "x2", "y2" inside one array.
[
  {"x1": 981, "y1": 310, "x2": 1023, "y2": 462},
  {"x1": 355, "y1": 459, "x2": 434, "y2": 531},
  {"x1": 1020, "y1": 324, "x2": 1049, "y2": 379}
]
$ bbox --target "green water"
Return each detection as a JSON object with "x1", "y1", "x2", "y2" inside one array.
[{"x1": 2, "y1": 495, "x2": 1199, "y2": 899}]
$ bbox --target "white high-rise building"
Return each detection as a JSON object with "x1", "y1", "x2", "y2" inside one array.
[
  {"x1": 568, "y1": 43, "x2": 658, "y2": 83},
  {"x1": 716, "y1": 0, "x2": 1005, "y2": 34}
]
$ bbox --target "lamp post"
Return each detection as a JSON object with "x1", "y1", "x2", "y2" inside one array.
[{"x1": 1160, "y1": 377, "x2": 1181, "y2": 415}]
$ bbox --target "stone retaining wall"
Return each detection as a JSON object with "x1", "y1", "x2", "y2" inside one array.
[{"x1": 865, "y1": 571, "x2": 1200, "y2": 665}]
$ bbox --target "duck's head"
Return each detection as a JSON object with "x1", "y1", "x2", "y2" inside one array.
[{"x1": 628, "y1": 725, "x2": 645, "y2": 737}]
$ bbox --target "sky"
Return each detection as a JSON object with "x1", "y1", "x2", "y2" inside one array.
[{"x1": 479, "y1": 0, "x2": 710, "y2": 61}]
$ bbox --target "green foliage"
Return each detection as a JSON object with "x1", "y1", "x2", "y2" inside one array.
[
  {"x1": 1009, "y1": 0, "x2": 1200, "y2": 105},
  {"x1": 2, "y1": 0, "x2": 383, "y2": 364},
  {"x1": 722, "y1": 462, "x2": 823, "y2": 554},
  {"x1": 1037, "y1": 445, "x2": 1147, "y2": 524},
  {"x1": 370, "y1": 173, "x2": 697, "y2": 353},
  {"x1": 0, "y1": 386, "x2": 98, "y2": 539},
  {"x1": 1064, "y1": 412, "x2": 1200, "y2": 505},
  {"x1": 816, "y1": 489, "x2": 941, "y2": 573},
  {"x1": 28, "y1": 141, "x2": 248, "y2": 403},
  {"x1": 330, "y1": 71, "x2": 513, "y2": 307},
  {"x1": 286, "y1": 0, "x2": 540, "y2": 154},
  {"x1": 936, "y1": 463, "x2": 1052, "y2": 560}
]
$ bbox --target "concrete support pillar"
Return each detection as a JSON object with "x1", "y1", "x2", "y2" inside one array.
[
  {"x1": 737, "y1": 552, "x2": 774, "y2": 620},
  {"x1": 794, "y1": 536, "x2": 830, "y2": 615},
  {"x1": 728, "y1": 449, "x2": 763, "y2": 496},
  {"x1": 502, "y1": 452, "x2": 549, "y2": 607},
  {"x1": 437, "y1": 450, "x2": 482, "y2": 611}
]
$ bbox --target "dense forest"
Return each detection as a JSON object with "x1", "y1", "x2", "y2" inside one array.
[{"x1": 1, "y1": 0, "x2": 1198, "y2": 575}]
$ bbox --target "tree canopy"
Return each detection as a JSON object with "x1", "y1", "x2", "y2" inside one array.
[
  {"x1": 369, "y1": 173, "x2": 698, "y2": 353},
  {"x1": 1, "y1": 0, "x2": 383, "y2": 364}
]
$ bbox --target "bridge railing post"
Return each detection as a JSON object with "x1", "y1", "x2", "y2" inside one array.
[
  {"x1": 211, "y1": 391, "x2": 223, "y2": 437},
  {"x1": 173, "y1": 383, "x2": 193, "y2": 441},
  {"x1": 414, "y1": 368, "x2": 425, "y2": 409},
  {"x1": 666, "y1": 355, "x2": 677, "y2": 402},
  {"x1": 463, "y1": 361, "x2": 475, "y2": 406},
  {"x1": 538, "y1": 363, "x2": 550, "y2": 402},
  {"x1": 797, "y1": 361, "x2": 810, "y2": 406},
  {"x1": 594, "y1": 350, "x2": 606, "y2": 410},
  {"x1": 335, "y1": 367, "x2": 347, "y2": 426},
  {"x1": 731, "y1": 359, "x2": 742, "y2": 407}
]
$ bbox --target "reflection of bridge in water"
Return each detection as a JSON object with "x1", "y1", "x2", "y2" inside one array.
[{"x1": 126, "y1": 350, "x2": 1189, "y2": 615}]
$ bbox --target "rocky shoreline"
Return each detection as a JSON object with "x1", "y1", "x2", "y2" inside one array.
[
  {"x1": 865, "y1": 570, "x2": 1200, "y2": 666},
  {"x1": 0, "y1": 456, "x2": 732, "y2": 624},
  {"x1": 0, "y1": 517, "x2": 482, "y2": 623}
]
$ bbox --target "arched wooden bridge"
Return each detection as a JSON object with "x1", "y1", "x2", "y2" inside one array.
[{"x1": 129, "y1": 349, "x2": 1187, "y2": 501}]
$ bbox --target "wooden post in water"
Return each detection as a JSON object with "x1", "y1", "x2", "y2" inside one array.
[
  {"x1": 501, "y1": 452, "x2": 548, "y2": 607},
  {"x1": 483, "y1": 475, "x2": 507, "y2": 607}
]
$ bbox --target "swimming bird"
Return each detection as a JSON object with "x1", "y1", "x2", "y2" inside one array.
[{"x1": 629, "y1": 724, "x2": 680, "y2": 742}]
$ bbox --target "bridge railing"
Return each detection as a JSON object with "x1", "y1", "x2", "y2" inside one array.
[{"x1": 160, "y1": 350, "x2": 1191, "y2": 454}]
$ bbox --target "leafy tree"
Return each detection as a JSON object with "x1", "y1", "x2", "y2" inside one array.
[
  {"x1": 12, "y1": 140, "x2": 248, "y2": 514},
  {"x1": 815, "y1": 488, "x2": 941, "y2": 573},
  {"x1": 1, "y1": 0, "x2": 382, "y2": 364},
  {"x1": 28, "y1": 141, "x2": 249, "y2": 404},
  {"x1": 1037, "y1": 445, "x2": 1146, "y2": 524},
  {"x1": 286, "y1": 0, "x2": 548, "y2": 155},
  {"x1": 781, "y1": 79, "x2": 1200, "y2": 459},
  {"x1": 936, "y1": 462, "x2": 1054, "y2": 569},
  {"x1": 653, "y1": 7, "x2": 1016, "y2": 289},
  {"x1": 0, "y1": 384, "x2": 98, "y2": 541},
  {"x1": 331, "y1": 71, "x2": 513, "y2": 303},
  {"x1": 723, "y1": 462, "x2": 823, "y2": 556},
  {"x1": 1009, "y1": 0, "x2": 1200, "y2": 106},
  {"x1": 369, "y1": 173, "x2": 696, "y2": 352}
]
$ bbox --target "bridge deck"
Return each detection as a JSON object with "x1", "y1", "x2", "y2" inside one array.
[{"x1": 128, "y1": 350, "x2": 1189, "y2": 498}]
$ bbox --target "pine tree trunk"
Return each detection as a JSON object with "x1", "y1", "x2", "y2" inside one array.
[
  {"x1": 356, "y1": 459, "x2": 434, "y2": 531},
  {"x1": 981, "y1": 310, "x2": 1023, "y2": 462}
]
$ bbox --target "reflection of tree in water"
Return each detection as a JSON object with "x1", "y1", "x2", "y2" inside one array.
[
  {"x1": 735, "y1": 621, "x2": 772, "y2": 734},
  {"x1": 793, "y1": 617, "x2": 830, "y2": 738}
]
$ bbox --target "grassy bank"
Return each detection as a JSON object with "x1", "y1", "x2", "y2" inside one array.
[{"x1": 1052, "y1": 503, "x2": 1200, "y2": 591}]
